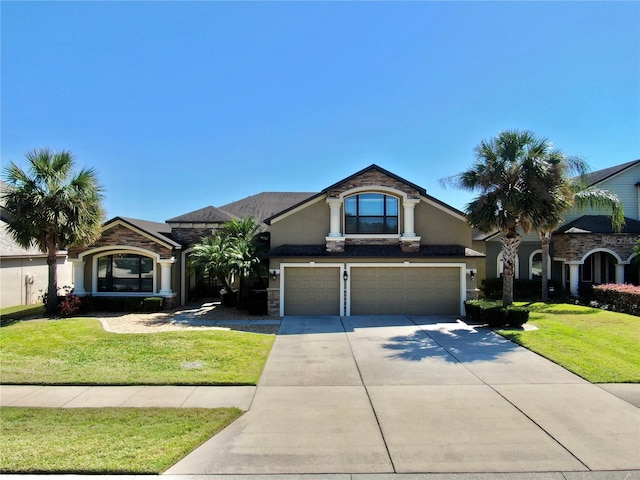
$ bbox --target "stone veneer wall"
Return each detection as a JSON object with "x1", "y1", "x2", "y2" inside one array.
[
  {"x1": 170, "y1": 228, "x2": 215, "y2": 248},
  {"x1": 325, "y1": 170, "x2": 421, "y2": 200},
  {"x1": 267, "y1": 288, "x2": 280, "y2": 317},
  {"x1": 68, "y1": 224, "x2": 174, "y2": 259},
  {"x1": 552, "y1": 233, "x2": 638, "y2": 262}
]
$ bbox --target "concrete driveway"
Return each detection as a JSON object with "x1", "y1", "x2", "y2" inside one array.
[{"x1": 165, "y1": 315, "x2": 640, "y2": 475}]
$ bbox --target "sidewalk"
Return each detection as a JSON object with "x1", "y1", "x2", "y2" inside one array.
[{"x1": 1, "y1": 385, "x2": 256, "y2": 410}]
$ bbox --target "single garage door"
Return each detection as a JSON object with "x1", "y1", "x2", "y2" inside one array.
[
  {"x1": 284, "y1": 267, "x2": 341, "y2": 315},
  {"x1": 350, "y1": 266, "x2": 460, "y2": 315}
]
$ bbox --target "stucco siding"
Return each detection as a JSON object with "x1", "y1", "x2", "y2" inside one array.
[
  {"x1": 269, "y1": 197, "x2": 330, "y2": 248},
  {"x1": 414, "y1": 200, "x2": 471, "y2": 246},
  {"x1": 0, "y1": 256, "x2": 71, "y2": 308}
]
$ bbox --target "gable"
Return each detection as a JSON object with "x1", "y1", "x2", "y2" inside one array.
[
  {"x1": 68, "y1": 218, "x2": 177, "y2": 259},
  {"x1": 564, "y1": 161, "x2": 640, "y2": 223},
  {"x1": 323, "y1": 165, "x2": 425, "y2": 201}
]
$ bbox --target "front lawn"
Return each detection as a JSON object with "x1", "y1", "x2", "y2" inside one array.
[
  {"x1": 0, "y1": 407, "x2": 242, "y2": 473},
  {"x1": 499, "y1": 303, "x2": 639, "y2": 383},
  {"x1": 0, "y1": 318, "x2": 274, "y2": 385}
]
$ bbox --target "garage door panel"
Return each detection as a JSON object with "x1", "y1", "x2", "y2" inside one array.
[
  {"x1": 284, "y1": 267, "x2": 340, "y2": 316},
  {"x1": 350, "y1": 267, "x2": 460, "y2": 315}
]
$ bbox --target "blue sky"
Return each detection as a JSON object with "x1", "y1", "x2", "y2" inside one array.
[{"x1": 2, "y1": 1, "x2": 639, "y2": 223}]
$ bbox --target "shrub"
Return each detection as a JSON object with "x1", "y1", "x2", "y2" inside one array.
[
  {"x1": 464, "y1": 299, "x2": 529, "y2": 328},
  {"x1": 592, "y1": 284, "x2": 640, "y2": 316},
  {"x1": 505, "y1": 306, "x2": 530, "y2": 327},
  {"x1": 481, "y1": 277, "x2": 564, "y2": 301},
  {"x1": 57, "y1": 294, "x2": 83, "y2": 317},
  {"x1": 142, "y1": 297, "x2": 164, "y2": 312}
]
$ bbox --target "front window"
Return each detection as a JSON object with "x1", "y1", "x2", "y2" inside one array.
[
  {"x1": 344, "y1": 193, "x2": 399, "y2": 234},
  {"x1": 98, "y1": 254, "x2": 154, "y2": 292}
]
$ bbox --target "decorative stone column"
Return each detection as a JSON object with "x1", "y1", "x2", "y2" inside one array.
[
  {"x1": 400, "y1": 199, "x2": 421, "y2": 252},
  {"x1": 71, "y1": 260, "x2": 86, "y2": 295},
  {"x1": 568, "y1": 263, "x2": 580, "y2": 297},
  {"x1": 326, "y1": 199, "x2": 346, "y2": 252},
  {"x1": 158, "y1": 258, "x2": 175, "y2": 296},
  {"x1": 327, "y1": 200, "x2": 343, "y2": 237},
  {"x1": 402, "y1": 199, "x2": 419, "y2": 237}
]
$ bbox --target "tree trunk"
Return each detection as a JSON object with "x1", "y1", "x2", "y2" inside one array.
[
  {"x1": 540, "y1": 232, "x2": 551, "y2": 302},
  {"x1": 500, "y1": 234, "x2": 521, "y2": 307},
  {"x1": 46, "y1": 242, "x2": 58, "y2": 315}
]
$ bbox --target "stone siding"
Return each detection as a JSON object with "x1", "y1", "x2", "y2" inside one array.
[
  {"x1": 326, "y1": 170, "x2": 421, "y2": 200},
  {"x1": 346, "y1": 237, "x2": 399, "y2": 246},
  {"x1": 69, "y1": 224, "x2": 174, "y2": 259},
  {"x1": 267, "y1": 288, "x2": 280, "y2": 317},
  {"x1": 171, "y1": 228, "x2": 215, "y2": 247},
  {"x1": 552, "y1": 233, "x2": 639, "y2": 262}
]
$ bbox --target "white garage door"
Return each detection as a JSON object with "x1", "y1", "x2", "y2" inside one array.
[
  {"x1": 350, "y1": 266, "x2": 460, "y2": 315},
  {"x1": 284, "y1": 267, "x2": 341, "y2": 315}
]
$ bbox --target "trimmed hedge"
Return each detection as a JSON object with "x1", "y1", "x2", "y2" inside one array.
[
  {"x1": 591, "y1": 284, "x2": 640, "y2": 316},
  {"x1": 481, "y1": 277, "x2": 565, "y2": 301},
  {"x1": 464, "y1": 299, "x2": 530, "y2": 328},
  {"x1": 91, "y1": 296, "x2": 165, "y2": 313}
]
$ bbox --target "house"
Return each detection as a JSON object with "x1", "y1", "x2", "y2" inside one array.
[
  {"x1": 67, "y1": 193, "x2": 316, "y2": 307},
  {"x1": 263, "y1": 165, "x2": 484, "y2": 316},
  {"x1": 482, "y1": 159, "x2": 640, "y2": 296},
  {"x1": 0, "y1": 180, "x2": 73, "y2": 308},
  {"x1": 66, "y1": 166, "x2": 483, "y2": 315}
]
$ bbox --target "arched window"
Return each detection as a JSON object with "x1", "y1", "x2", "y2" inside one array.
[
  {"x1": 344, "y1": 193, "x2": 399, "y2": 234},
  {"x1": 497, "y1": 252, "x2": 520, "y2": 279},
  {"x1": 530, "y1": 251, "x2": 543, "y2": 280},
  {"x1": 97, "y1": 254, "x2": 154, "y2": 292}
]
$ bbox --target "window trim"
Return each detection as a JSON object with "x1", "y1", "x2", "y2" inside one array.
[
  {"x1": 343, "y1": 192, "x2": 400, "y2": 235},
  {"x1": 529, "y1": 249, "x2": 551, "y2": 280},
  {"x1": 97, "y1": 253, "x2": 155, "y2": 293},
  {"x1": 89, "y1": 248, "x2": 159, "y2": 295}
]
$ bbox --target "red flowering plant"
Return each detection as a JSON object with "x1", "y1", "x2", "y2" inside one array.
[{"x1": 592, "y1": 283, "x2": 640, "y2": 316}]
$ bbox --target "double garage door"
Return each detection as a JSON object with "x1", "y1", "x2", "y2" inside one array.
[{"x1": 283, "y1": 265, "x2": 462, "y2": 316}]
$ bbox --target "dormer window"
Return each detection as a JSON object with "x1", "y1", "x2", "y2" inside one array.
[{"x1": 344, "y1": 193, "x2": 399, "y2": 234}]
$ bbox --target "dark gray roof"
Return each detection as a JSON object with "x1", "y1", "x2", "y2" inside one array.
[
  {"x1": 584, "y1": 159, "x2": 640, "y2": 186},
  {"x1": 555, "y1": 215, "x2": 640, "y2": 234},
  {"x1": 166, "y1": 206, "x2": 235, "y2": 224},
  {"x1": 107, "y1": 217, "x2": 182, "y2": 248},
  {"x1": 266, "y1": 244, "x2": 485, "y2": 258},
  {"x1": 219, "y1": 192, "x2": 317, "y2": 225}
]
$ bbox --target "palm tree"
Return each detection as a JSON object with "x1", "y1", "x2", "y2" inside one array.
[
  {"x1": 189, "y1": 217, "x2": 265, "y2": 307},
  {"x1": 224, "y1": 217, "x2": 265, "y2": 308},
  {"x1": 2, "y1": 148, "x2": 104, "y2": 314},
  {"x1": 532, "y1": 162, "x2": 624, "y2": 301},
  {"x1": 444, "y1": 130, "x2": 561, "y2": 306},
  {"x1": 188, "y1": 234, "x2": 234, "y2": 294}
]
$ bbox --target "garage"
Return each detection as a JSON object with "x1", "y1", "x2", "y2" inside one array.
[
  {"x1": 283, "y1": 266, "x2": 341, "y2": 315},
  {"x1": 349, "y1": 265, "x2": 462, "y2": 315}
]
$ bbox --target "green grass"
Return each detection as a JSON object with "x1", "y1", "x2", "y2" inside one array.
[
  {"x1": 0, "y1": 407, "x2": 242, "y2": 473},
  {"x1": 499, "y1": 302, "x2": 639, "y2": 383},
  {"x1": 0, "y1": 318, "x2": 274, "y2": 385}
]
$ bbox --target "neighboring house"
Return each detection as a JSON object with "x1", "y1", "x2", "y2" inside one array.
[
  {"x1": 0, "y1": 181, "x2": 72, "y2": 308},
  {"x1": 263, "y1": 165, "x2": 484, "y2": 316},
  {"x1": 483, "y1": 159, "x2": 640, "y2": 296}
]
